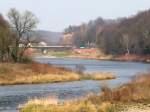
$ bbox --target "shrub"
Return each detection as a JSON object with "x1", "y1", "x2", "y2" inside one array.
[
  {"x1": 75, "y1": 64, "x2": 86, "y2": 74},
  {"x1": 0, "y1": 66, "x2": 10, "y2": 74},
  {"x1": 20, "y1": 56, "x2": 33, "y2": 63}
]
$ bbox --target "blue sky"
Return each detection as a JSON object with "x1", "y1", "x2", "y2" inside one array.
[{"x1": 0, "y1": 0, "x2": 150, "y2": 31}]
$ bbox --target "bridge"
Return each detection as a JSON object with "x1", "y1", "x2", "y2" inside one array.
[{"x1": 29, "y1": 45, "x2": 73, "y2": 53}]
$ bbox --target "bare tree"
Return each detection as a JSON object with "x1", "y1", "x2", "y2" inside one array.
[
  {"x1": 122, "y1": 34, "x2": 130, "y2": 55},
  {"x1": 8, "y1": 8, "x2": 38, "y2": 62},
  {"x1": 0, "y1": 14, "x2": 12, "y2": 62}
]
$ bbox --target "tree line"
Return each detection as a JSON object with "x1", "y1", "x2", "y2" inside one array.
[
  {"x1": 0, "y1": 8, "x2": 38, "y2": 62},
  {"x1": 64, "y1": 9, "x2": 150, "y2": 55}
]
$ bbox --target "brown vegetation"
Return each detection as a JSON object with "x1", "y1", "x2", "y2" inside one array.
[
  {"x1": 21, "y1": 72, "x2": 150, "y2": 112},
  {"x1": 85, "y1": 72, "x2": 116, "y2": 80},
  {"x1": 0, "y1": 63, "x2": 115, "y2": 85},
  {"x1": 98, "y1": 72, "x2": 150, "y2": 102},
  {"x1": 70, "y1": 48, "x2": 113, "y2": 60},
  {"x1": 0, "y1": 63, "x2": 80, "y2": 85},
  {"x1": 115, "y1": 54, "x2": 150, "y2": 63},
  {"x1": 21, "y1": 97, "x2": 113, "y2": 112}
]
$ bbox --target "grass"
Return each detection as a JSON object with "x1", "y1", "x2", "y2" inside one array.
[
  {"x1": 48, "y1": 51, "x2": 72, "y2": 57},
  {"x1": 99, "y1": 72, "x2": 150, "y2": 102},
  {"x1": 0, "y1": 63, "x2": 115, "y2": 85},
  {"x1": 21, "y1": 97, "x2": 114, "y2": 112},
  {"x1": 21, "y1": 72, "x2": 150, "y2": 112},
  {"x1": 85, "y1": 72, "x2": 116, "y2": 80},
  {"x1": 43, "y1": 49, "x2": 113, "y2": 60},
  {"x1": 0, "y1": 63, "x2": 80, "y2": 85}
]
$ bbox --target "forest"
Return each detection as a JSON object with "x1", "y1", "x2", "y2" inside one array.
[{"x1": 64, "y1": 9, "x2": 150, "y2": 55}]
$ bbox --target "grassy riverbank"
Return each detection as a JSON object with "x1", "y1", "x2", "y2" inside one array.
[
  {"x1": 37, "y1": 49, "x2": 150, "y2": 63},
  {"x1": 42, "y1": 48, "x2": 112, "y2": 60},
  {"x1": 0, "y1": 63, "x2": 115, "y2": 85},
  {"x1": 21, "y1": 72, "x2": 150, "y2": 112}
]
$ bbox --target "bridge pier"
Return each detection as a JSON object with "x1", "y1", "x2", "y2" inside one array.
[{"x1": 42, "y1": 49, "x2": 47, "y2": 54}]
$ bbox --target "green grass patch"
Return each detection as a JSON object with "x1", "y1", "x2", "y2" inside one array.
[{"x1": 48, "y1": 51, "x2": 72, "y2": 57}]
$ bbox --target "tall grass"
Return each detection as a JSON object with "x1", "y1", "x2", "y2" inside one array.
[
  {"x1": 22, "y1": 72, "x2": 150, "y2": 112},
  {"x1": 85, "y1": 72, "x2": 116, "y2": 80},
  {"x1": 0, "y1": 63, "x2": 80, "y2": 85},
  {"x1": 0, "y1": 63, "x2": 116, "y2": 85},
  {"x1": 99, "y1": 72, "x2": 150, "y2": 102},
  {"x1": 21, "y1": 97, "x2": 115, "y2": 112}
]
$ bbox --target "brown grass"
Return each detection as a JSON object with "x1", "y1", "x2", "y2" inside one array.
[
  {"x1": 25, "y1": 97, "x2": 59, "y2": 106},
  {"x1": 86, "y1": 72, "x2": 116, "y2": 80},
  {"x1": 97, "y1": 72, "x2": 150, "y2": 102},
  {"x1": 21, "y1": 72, "x2": 150, "y2": 112},
  {"x1": 115, "y1": 54, "x2": 150, "y2": 63},
  {"x1": 0, "y1": 63, "x2": 115, "y2": 85},
  {"x1": 0, "y1": 62, "x2": 80, "y2": 85},
  {"x1": 21, "y1": 97, "x2": 113, "y2": 112}
]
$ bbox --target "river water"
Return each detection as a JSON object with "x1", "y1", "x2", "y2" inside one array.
[{"x1": 0, "y1": 57, "x2": 149, "y2": 112}]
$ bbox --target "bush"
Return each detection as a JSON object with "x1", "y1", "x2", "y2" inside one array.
[
  {"x1": 20, "y1": 56, "x2": 33, "y2": 63},
  {"x1": 75, "y1": 64, "x2": 86, "y2": 74},
  {"x1": 0, "y1": 66, "x2": 10, "y2": 74}
]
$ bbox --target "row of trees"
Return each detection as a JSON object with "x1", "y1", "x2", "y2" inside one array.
[
  {"x1": 97, "y1": 10, "x2": 150, "y2": 55},
  {"x1": 63, "y1": 18, "x2": 118, "y2": 47},
  {"x1": 64, "y1": 9, "x2": 150, "y2": 55},
  {"x1": 0, "y1": 8, "x2": 38, "y2": 62}
]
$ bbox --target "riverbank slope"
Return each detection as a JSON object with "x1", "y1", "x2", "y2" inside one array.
[{"x1": 38, "y1": 48, "x2": 150, "y2": 63}]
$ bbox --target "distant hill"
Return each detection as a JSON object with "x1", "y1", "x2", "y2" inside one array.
[{"x1": 32, "y1": 30, "x2": 62, "y2": 45}]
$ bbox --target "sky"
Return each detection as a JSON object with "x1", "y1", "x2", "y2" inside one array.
[{"x1": 0, "y1": 0, "x2": 150, "y2": 32}]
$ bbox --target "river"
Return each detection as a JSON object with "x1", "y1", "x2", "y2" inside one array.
[{"x1": 0, "y1": 57, "x2": 149, "y2": 112}]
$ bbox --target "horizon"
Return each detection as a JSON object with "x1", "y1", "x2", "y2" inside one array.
[{"x1": 0, "y1": 0, "x2": 150, "y2": 32}]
